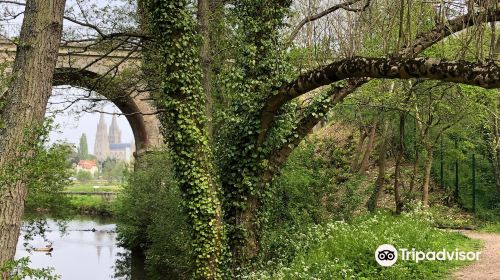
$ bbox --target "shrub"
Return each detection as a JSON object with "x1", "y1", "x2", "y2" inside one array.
[
  {"x1": 243, "y1": 213, "x2": 481, "y2": 279},
  {"x1": 0, "y1": 258, "x2": 59, "y2": 280},
  {"x1": 114, "y1": 151, "x2": 192, "y2": 279},
  {"x1": 76, "y1": 170, "x2": 93, "y2": 183}
]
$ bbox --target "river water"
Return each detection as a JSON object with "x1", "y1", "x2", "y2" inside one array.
[{"x1": 15, "y1": 216, "x2": 128, "y2": 280}]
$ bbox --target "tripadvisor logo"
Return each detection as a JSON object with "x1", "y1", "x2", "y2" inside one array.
[
  {"x1": 375, "y1": 244, "x2": 481, "y2": 267},
  {"x1": 375, "y1": 244, "x2": 398, "y2": 266}
]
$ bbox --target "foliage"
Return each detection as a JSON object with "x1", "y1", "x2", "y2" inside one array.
[
  {"x1": 22, "y1": 121, "x2": 72, "y2": 213},
  {"x1": 480, "y1": 222, "x2": 500, "y2": 233},
  {"x1": 67, "y1": 195, "x2": 114, "y2": 216},
  {"x1": 146, "y1": 1, "x2": 226, "y2": 278},
  {"x1": 262, "y1": 135, "x2": 359, "y2": 229},
  {"x1": 76, "y1": 170, "x2": 93, "y2": 183},
  {"x1": 100, "y1": 158, "x2": 127, "y2": 184},
  {"x1": 115, "y1": 151, "x2": 193, "y2": 279},
  {"x1": 78, "y1": 133, "x2": 89, "y2": 160},
  {"x1": 0, "y1": 258, "x2": 59, "y2": 280},
  {"x1": 241, "y1": 212, "x2": 481, "y2": 280}
]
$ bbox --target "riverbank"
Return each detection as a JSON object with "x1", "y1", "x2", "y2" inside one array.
[
  {"x1": 62, "y1": 183, "x2": 120, "y2": 216},
  {"x1": 67, "y1": 195, "x2": 116, "y2": 216}
]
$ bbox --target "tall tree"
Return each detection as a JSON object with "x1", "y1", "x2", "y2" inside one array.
[
  {"x1": 78, "y1": 133, "x2": 89, "y2": 160},
  {"x1": 139, "y1": 1, "x2": 500, "y2": 277},
  {"x1": 0, "y1": 0, "x2": 66, "y2": 268},
  {"x1": 145, "y1": 1, "x2": 225, "y2": 279}
]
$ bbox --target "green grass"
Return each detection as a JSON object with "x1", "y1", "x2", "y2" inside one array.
[
  {"x1": 67, "y1": 195, "x2": 115, "y2": 216},
  {"x1": 480, "y1": 222, "x2": 500, "y2": 233},
  {"x1": 246, "y1": 213, "x2": 482, "y2": 280},
  {"x1": 65, "y1": 183, "x2": 122, "y2": 193}
]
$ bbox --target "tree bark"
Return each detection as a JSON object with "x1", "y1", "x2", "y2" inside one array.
[
  {"x1": 394, "y1": 113, "x2": 405, "y2": 214},
  {"x1": 0, "y1": 0, "x2": 66, "y2": 268},
  {"x1": 351, "y1": 128, "x2": 367, "y2": 171},
  {"x1": 198, "y1": 0, "x2": 214, "y2": 140},
  {"x1": 490, "y1": 96, "x2": 500, "y2": 193},
  {"x1": 367, "y1": 119, "x2": 389, "y2": 212},
  {"x1": 422, "y1": 146, "x2": 434, "y2": 206},
  {"x1": 358, "y1": 117, "x2": 378, "y2": 174}
]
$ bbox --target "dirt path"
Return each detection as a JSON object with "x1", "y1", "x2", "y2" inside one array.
[{"x1": 452, "y1": 231, "x2": 500, "y2": 280}]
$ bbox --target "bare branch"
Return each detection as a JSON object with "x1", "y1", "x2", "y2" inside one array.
[
  {"x1": 258, "y1": 7, "x2": 500, "y2": 145},
  {"x1": 287, "y1": 0, "x2": 371, "y2": 45}
]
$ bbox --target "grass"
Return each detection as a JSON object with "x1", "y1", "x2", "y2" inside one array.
[
  {"x1": 67, "y1": 195, "x2": 115, "y2": 216},
  {"x1": 245, "y1": 212, "x2": 482, "y2": 280},
  {"x1": 64, "y1": 183, "x2": 122, "y2": 193},
  {"x1": 480, "y1": 222, "x2": 500, "y2": 233}
]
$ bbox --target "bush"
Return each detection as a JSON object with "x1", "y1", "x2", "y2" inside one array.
[
  {"x1": 114, "y1": 151, "x2": 192, "y2": 279},
  {"x1": 243, "y1": 213, "x2": 481, "y2": 279},
  {"x1": 0, "y1": 258, "x2": 59, "y2": 280},
  {"x1": 259, "y1": 137, "x2": 364, "y2": 265},
  {"x1": 24, "y1": 127, "x2": 73, "y2": 213},
  {"x1": 76, "y1": 170, "x2": 93, "y2": 183},
  {"x1": 263, "y1": 137, "x2": 356, "y2": 230}
]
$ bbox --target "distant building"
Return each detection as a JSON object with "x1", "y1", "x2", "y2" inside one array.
[
  {"x1": 76, "y1": 160, "x2": 98, "y2": 175},
  {"x1": 94, "y1": 113, "x2": 135, "y2": 162}
]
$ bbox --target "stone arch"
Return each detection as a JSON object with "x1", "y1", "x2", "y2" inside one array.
[{"x1": 53, "y1": 68, "x2": 162, "y2": 156}]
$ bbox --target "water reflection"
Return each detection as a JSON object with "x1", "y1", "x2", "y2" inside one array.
[{"x1": 15, "y1": 216, "x2": 128, "y2": 280}]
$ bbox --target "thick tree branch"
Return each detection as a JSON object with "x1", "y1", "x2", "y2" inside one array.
[
  {"x1": 400, "y1": 8, "x2": 500, "y2": 56},
  {"x1": 259, "y1": 56, "x2": 498, "y2": 143},
  {"x1": 258, "y1": 8, "x2": 500, "y2": 145}
]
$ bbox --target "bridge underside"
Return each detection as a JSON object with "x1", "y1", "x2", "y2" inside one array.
[
  {"x1": 53, "y1": 68, "x2": 163, "y2": 156},
  {"x1": 0, "y1": 39, "x2": 163, "y2": 155}
]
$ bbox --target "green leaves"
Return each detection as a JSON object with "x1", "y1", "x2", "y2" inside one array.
[{"x1": 148, "y1": 1, "x2": 226, "y2": 278}]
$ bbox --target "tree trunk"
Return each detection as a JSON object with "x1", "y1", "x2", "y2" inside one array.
[
  {"x1": 409, "y1": 149, "x2": 419, "y2": 194},
  {"x1": 235, "y1": 195, "x2": 260, "y2": 261},
  {"x1": 491, "y1": 99, "x2": 500, "y2": 193},
  {"x1": 367, "y1": 120, "x2": 389, "y2": 212},
  {"x1": 198, "y1": 0, "x2": 214, "y2": 140},
  {"x1": 148, "y1": 0, "x2": 226, "y2": 277},
  {"x1": 351, "y1": 128, "x2": 367, "y2": 171},
  {"x1": 358, "y1": 117, "x2": 379, "y2": 174},
  {"x1": 394, "y1": 114, "x2": 405, "y2": 214},
  {"x1": 422, "y1": 147, "x2": 434, "y2": 206},
  {"x1": 0, "y1": 0, "x2": 66, "y2": 268}
]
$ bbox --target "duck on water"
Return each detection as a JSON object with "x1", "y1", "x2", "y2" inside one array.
[{"x1": 33, "y1": 243, "x2": 53, "y2": 253}]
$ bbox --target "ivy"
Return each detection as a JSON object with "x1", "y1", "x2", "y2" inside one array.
[
  {"x1": 213, "y1": 0, "x2": 296, "y2": 261},
  {"x1": 147, "y1": 0, "x2": 226, "y2": 279}
]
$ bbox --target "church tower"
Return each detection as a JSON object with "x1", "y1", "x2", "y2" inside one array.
[
  {"x1": 94, "y1": 113, "x2": 110, "y2": 161},
  {"x1": 108, "y1": 114, "x2": 122, "y2": 144}
]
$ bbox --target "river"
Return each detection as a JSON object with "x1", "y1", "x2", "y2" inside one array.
[{"x1": 15, "y1": 216, "x2": 129, "y2": 280}]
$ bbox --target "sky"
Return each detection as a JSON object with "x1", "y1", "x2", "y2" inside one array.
[{"x1": 47, "y1": 87, "x2": 134, "y2": 155}]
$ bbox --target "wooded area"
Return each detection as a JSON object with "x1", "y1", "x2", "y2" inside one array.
[{"x1": 0, "y1": 0, "x2": 499, "y2": 279}]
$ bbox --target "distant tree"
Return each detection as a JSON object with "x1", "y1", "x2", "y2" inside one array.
[
  {"x1": 76, "y1": 170, "x2": 93, "y2": 183},
  {"x1": 101, "y1": 159, "x2": 126, "y2": 184},
  {"x1": 25, "y1": 141, "x2": 73, "y2": 212},
  {"x1": 78, "y1": 133, "x2": 89, "y2": 160}
]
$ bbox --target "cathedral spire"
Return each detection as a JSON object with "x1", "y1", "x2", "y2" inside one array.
[
  {"x1": 94, "y1": 113, "x2": 109, "y2": 161},
  {"x1": 108, "y1": 114, "x2": 122, "y2": 144}
]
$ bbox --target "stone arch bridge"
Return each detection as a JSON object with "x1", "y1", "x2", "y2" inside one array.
[{"x1": 0, "y1": 38, "x2": 162, "y2": 156}]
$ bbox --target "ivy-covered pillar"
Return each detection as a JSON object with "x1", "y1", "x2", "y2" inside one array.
[{"x1": 148, "y1": 1, "x2": 225, "y2": 279}]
